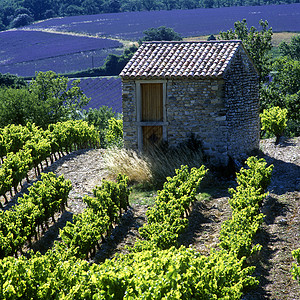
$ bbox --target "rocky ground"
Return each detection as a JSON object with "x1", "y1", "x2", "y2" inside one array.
[
  {"x1": 244, "y1": 137, "x2": 300, "y2": 299},
  {"x1": 1, "y1": 137, "x2": 299, "y2": 299}
]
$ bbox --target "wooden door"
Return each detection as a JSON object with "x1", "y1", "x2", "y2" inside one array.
[
  {"x1": 141, "y1": 83, "x2": 163, "y2": 122},
  {"x1": 141, "y1": 83, "x2": 163, "y2": 149}
]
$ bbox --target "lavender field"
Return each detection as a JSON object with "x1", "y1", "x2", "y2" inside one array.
[
  {"x1": 1, "y1": 3, "x2": 299, "y2": 110},
  {"x1": 0, "y1": 48, "x2": 122, "y2": 77},
  {"x1": 0, "y1": 30, "x2": 122, "y2": 77},
  {"x1": 1, "y1": 4, "x2": 299, "y2": 77},
  {"x1": 73, "y1": 77, "x2": 122, "y2": 113},
  {"x1": 24, "y1": 4, "x2": 300, "y2": 40}
]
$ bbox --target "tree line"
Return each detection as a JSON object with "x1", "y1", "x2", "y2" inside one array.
[{"x1": 0, "y1": 0, "x2": 299, "y2": 31}]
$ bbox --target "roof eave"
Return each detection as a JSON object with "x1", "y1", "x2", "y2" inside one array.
[{"x1": 120, "y1": 74, "x2": 224, "y2": 80}]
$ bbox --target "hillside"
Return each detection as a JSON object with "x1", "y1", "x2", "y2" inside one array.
[
  {"x1": 70, "y1": 77, "x2": 122, "y2": 113},
  {"x1": 0, "y1": 30, "x2": 123, "y2": 77},
  {"x1": 1, "y1": 3, "x2": 299, "y2": 78},
  {"x1": 24, "y1": 4, "x2": 300, "y2": 40},
  {"x1": 1, "y1": 0, "x2": 299, "y2": 32},
  {"x1": 19, "y1": 137, "x2": 299, "y2": 299}
]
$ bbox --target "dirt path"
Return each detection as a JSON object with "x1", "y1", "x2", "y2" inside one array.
[{"x1": 243, "y1": 137, "x2": 300, "y2": 299}]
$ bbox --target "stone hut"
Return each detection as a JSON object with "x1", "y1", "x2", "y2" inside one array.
[{"x1": 120, "y1": 41, "x2": 260, "y2": 166}]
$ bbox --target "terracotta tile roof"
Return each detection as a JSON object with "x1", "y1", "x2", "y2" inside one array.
[{"x1": 120, "y1": 41, "x2": 243, "y2": 79}]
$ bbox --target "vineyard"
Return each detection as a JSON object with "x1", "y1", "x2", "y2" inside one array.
[
  {"x1": 0, "y1": 120, "x2": 299, "y2": 298},
  {"x1": 0, "y1": 121, "x2": 99, "y2": 204}
]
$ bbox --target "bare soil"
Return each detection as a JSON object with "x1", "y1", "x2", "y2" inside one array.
[
  {"x1": 1, "y1": 137, "x2": 299, "y2": 299},
  {"x1": 244, "y1": 137, "x2": 300, "y2": 299}
]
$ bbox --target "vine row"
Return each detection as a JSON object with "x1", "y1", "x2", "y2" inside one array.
[
  {"x1": 135, "y1": 165, "x2": 207, "y2": 251},
  {"x1": 0, "y1": 120, "x2": 99, "y2": 205},
  {"x1": 0, "y1": 172, "x2": 72, "y2": 259},
  {"x1": 58, "y1": 174, "x2": 130, "y2": 259},
  {"x1": 0, "y1": 157, "x2": 274, "y2": 299}
]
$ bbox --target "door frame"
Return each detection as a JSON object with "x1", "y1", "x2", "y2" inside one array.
[{"x1": 136, "y1": 80, "x2": 168, "y2": 151}]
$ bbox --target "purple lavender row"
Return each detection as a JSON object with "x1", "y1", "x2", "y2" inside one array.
[
  {"x1": 0, "y1": 48, "x2": 122, "y2": 77},
  {"x1": 70, "y1": 77, "x2": 122, "y2": 113},
  {"x1": 0, "y1": 30, "x2": 122, "y2": 66},
  {"x1": 23, "y1": 4, "x2": 300, "y2": 40}
]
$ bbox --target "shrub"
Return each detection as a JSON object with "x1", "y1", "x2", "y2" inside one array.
[
  {"x1": 260, "y1": 106, "x2": 288, "y2": 143},
  {"x1": 83, "y1": 107, "x2": 116, "y2": 147},
  {"x1": 10, "y1": 13, "x2": 33, "y2": 28},
  {"x1": 140, "y1": 26, "x2": 182, "y2": 42},
  {"x1": 292, "y1": 248, "x2": 300, "y2": 284},
  {"x1": 104, "y1": 117, "x2": 123, "y2": 148}
]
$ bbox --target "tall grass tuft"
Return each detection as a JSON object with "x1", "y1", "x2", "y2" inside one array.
[
  {"x1": 103, "y1": 147, "x2": 153, "y2": 184},
  {"x1": 146, "y1": 144, "x2": 204, "y2": 188},
  {"x1": 103, "y1": 140, "x2": 204, "y2": 188}
]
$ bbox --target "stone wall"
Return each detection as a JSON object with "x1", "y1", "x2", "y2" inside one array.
[
  {"x1": 224, "y1": 47, "x2": 260, "y2": 160},
  {"x1": 166, "y1": 78, "x2": 229, "y2": 166},
  {"x1": 121, "y1": 47, "x2": 260, "y2": 167},
  {"x1": 122, "y1": 80, "x2": 138, "y2": 149}
]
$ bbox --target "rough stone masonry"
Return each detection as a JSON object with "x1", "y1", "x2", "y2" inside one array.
[{"x1": 120, "y1": 41, "x2": 260, "y2": 166}]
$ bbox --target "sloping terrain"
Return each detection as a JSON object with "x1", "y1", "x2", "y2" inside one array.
[
  {"x1": 20, "y1": 137, "x2": 298, "y2": 299},
  {"x1": 0, "y1": 137, "x2": 299, "y2": 298},
  {"x1": 23, "y1": 4, "x2": 300, "y2": 40},
  {"x1": 71, "y1": 77, "x2": 122, "y2": 113},
  {"x1": 0, "y1": 30, "x2": 123, "y2": 77}
]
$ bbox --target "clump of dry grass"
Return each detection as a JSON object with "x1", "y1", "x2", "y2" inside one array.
[
  {"x1": 103, "y1": 141, "x2": 204, "y2": 188},
  {"x1": 146, "y1": 144, "x2": 204, "y2": 187},
  {"x1": 103, "y1": 147, "x2": 153, "y2": 184}
]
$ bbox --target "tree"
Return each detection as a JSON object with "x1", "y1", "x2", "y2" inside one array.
[
  {"x1": 28, "y1": 71, "x2": 90, "y2": 128},
  {"x1": 142, "y1": 0, "x2": 159, "y2": 10},
  {"x1": 0, "y1": 20, "x2": 5, "y2": 31},
  {"x1": 43, "y1": 9, "x2": 55, "y2": 19},
  {"x1": 179, "y1": 0, "x2": 198, "y2": 9},
  {"x1": 104, "y1": 117, "x2": 123, "y2": 148},
  {"x1": 120, "y1": 0, "x2": 143, "y2": 12},
  {"x1": 161, "y1": 0, "x2": 178, "y2": 10},
  {"x1": 102, "y1": 0, "x2": 121, "y2": 12},
  {"x1": 0, "y1": 88, "x2": 31, "y2": 126},
  {"x1": 1, "y1": 6, "x2": 15, "y2": 27},
  {"x1": 23, "y1": 0, "x2": 51, "y2": 20},
  {"x1": 84, "y1": 106, "x2": 116, "y2": 146},
  {"x1": 279, "y1": 34, "x2": 300, "y2": 60},
  {"x1": 202, "y1": 0, "x2": 214, "y2": 8},
  {"x1": 0, "y1": 72, "x2": 90, "y2": 128},
  {"x1": 64, "y1": 5, "x2": 85, "y2": 16},
  {"x1": 219, "y1": 19, "x2": 273, "y2": 81},
  {"x1": 270, "y1": 56, "x2": 300, "y2": 95},
  {"x1": 14, "y1": 7, "x2": 33, "y2": 17},
  {"x1": 207, "y1": 34, "x2": 216, "y2": 41},
  {"x1": 140, "y1": 26, "x2": 182, "y2": 42},
  {"x1": 70, "y1": 45, "x2": 138, "y2": 77},
  {"x1": 0, "y1": 73, "x2": 27, "y2": 88},
  {"x1": 82, "y1": 0, "x2": 103, "y2": 15},
  {"x1": 10, "y1": 13, "x2": 33, "y2": 28},
  {"x1": 260, "y1": 56, "x2": 300, "y2": 136}
]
